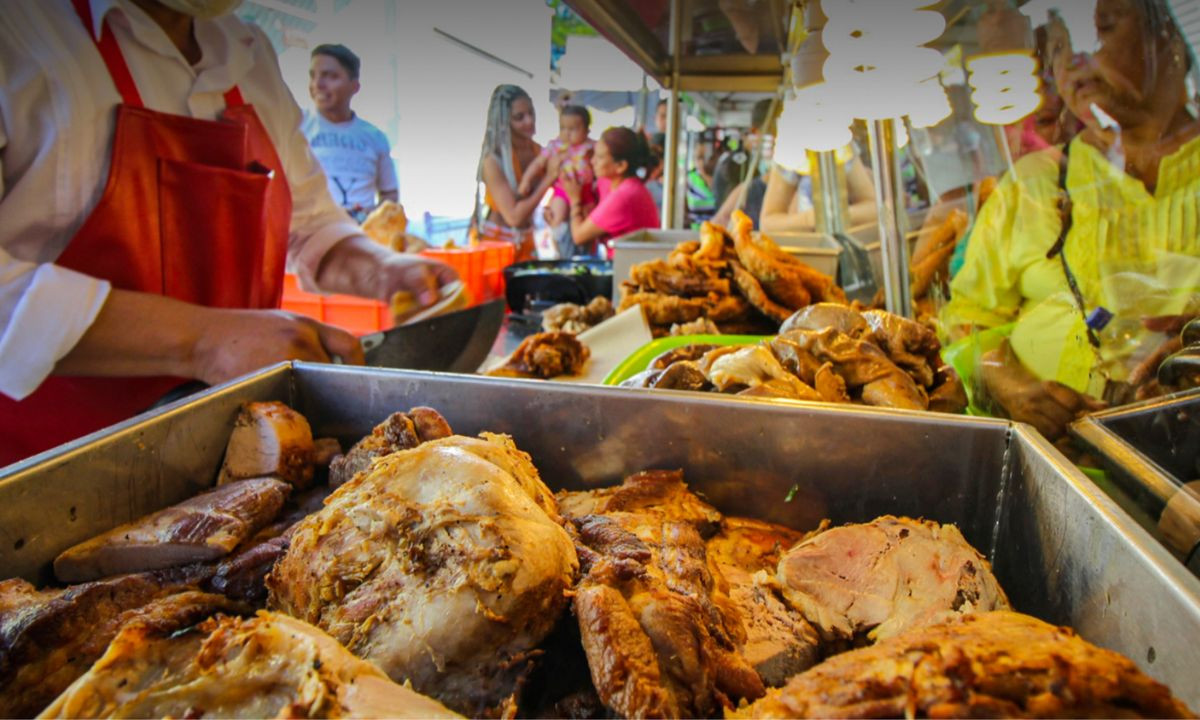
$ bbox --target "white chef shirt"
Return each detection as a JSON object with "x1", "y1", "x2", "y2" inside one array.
[{"x1": 0, "y1": 0, "x2": 361, "y2": 400}]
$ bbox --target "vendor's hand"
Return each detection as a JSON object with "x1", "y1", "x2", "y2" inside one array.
[
  {"x1": 980, "y1": 344, "x2": 1105, "y2": 440},
  {"x1": 192, "y1": 309, "x2": 364, "y2": 386},
  {"x1": 316, "y1": 236, "x2": 459, "y2": 306},
  {"x1": 559, "y1": 170, "x2": 583, "y2": 205}
]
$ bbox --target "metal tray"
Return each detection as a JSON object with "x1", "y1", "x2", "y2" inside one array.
[
  {"x1": 611, "y1": 229, "x2": 840, "y2": 303},
  {"x1": 2, "y1": 363, "x2": 1198, "y2": 706},
  {"x1": 1071, "y1": 389, "x2": 1200, "y2": 575}
]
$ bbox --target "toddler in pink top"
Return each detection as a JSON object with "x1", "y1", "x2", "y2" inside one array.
[{"x1": 519, "y1": 105, "x2": 595, "y2": 226}]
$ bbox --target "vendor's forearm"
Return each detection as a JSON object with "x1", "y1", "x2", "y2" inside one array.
[
  {"x1": 847, "y1": 200, "x2": 877, "y2": 227},
  {"x1": 54, "y1": 289, "x2": 207, "y2": 379}
]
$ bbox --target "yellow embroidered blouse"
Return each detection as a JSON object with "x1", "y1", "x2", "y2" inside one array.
[{"x1": 942, "y1": 134, "x2": 1200, "y2": 396}]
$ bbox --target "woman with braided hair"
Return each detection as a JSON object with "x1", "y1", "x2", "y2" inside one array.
[{"x1": 473, "y1": 84, "x2": 565, "y2": 261}]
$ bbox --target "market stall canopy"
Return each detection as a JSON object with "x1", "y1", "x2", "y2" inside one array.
[{"x1": 562, "y1": 0, "x2": 791, "y2": 91}]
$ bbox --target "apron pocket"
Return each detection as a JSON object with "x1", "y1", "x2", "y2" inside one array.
[{"x1": 158, "y1": 157, "x2": 270, "y2": 308}]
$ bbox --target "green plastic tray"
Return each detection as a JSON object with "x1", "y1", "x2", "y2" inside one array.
[{"x1": 603, "y1": 334, "x2": 768, "y2": 385}]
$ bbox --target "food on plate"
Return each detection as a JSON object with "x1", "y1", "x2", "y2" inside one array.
[
  {"x1": 559, "y1": 470, "x2": 765, "y2": 717},
  {"x1": 218, "y1": 401, "x2": 316, "y2": 489},
  {"x1": 623, "y1": 304, "x2": 967, "y2": 413},
  {"x1": 619, "y1": 212, "x2": 841, "y2": 337},
  {"x1": 486, "y1": 331, "x2": 591, "y2": 379},
  {"x1": 776, "y1": 516, "x2": 1009, "y2": 644},
  {"x1": 53, "y1": 477, "x2": 291, "y2": 583},
  {"x1": 541, "y1": 295, "x2": 615, "y2": 334},
  {"x1": 0, "y1": 575, "x2": 241, "y2": 718},
  {"x1": 328, "y1": 407, "x2": 453, "y2": 488},
  {"x1": 40, "y1": 611, "x2": 459, "y2": 719},
  {"x1": 731, "y1": 611, "x2": 1193, "y2": 719},
  {"x1": 268, "y1": 433, "x2": 579, "y2": 715},
  {"x1": 706, "y1": 518, "x2": 822, "y2": 687}
]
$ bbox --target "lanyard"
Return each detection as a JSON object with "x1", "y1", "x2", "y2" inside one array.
[{"x1": 1046, "y1": 142, "x2": 1103, "y2": 350}]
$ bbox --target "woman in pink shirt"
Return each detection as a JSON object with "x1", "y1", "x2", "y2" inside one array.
[{"x1": 560, "y1": 127, "x2": 660, "y2": 257}]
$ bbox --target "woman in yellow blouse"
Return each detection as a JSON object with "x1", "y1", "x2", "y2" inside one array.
[{"x1": 943, "y1": 0, "x2": 1200, "y2": 439}]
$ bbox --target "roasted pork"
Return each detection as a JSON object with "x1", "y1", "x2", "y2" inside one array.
[
  {"x1": 218, "y1": 401, "x2": 315, "y2": 489},
  {"x1": 268, "y1": 433, "x2": 578, "y2": 715},
  {"x1": 328, "y1": 407, "x2": 453, "y2": 488},
  {"x1": 53, "y1": 477, "x2": 290, "y2": 583}
]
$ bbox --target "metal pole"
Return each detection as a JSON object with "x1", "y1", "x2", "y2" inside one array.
[
  {"x1": 811, "y1": 150, "x2": 848, "y2": 235},
  {"x1": 867, "y1": 118, "x2": 913, "y2": 317},
  {"x1": 662, "y1": 0, "x2": 683, "y2": 229}
]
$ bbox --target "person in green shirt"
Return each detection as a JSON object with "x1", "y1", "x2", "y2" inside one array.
[{"x1": 942, "y1": 0, "x2": 1200, "y2": 440}]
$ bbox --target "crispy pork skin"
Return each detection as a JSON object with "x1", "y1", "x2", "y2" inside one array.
[
  {"x1": 0, "y1": 575, "x2": 235, "y2": 718},
  {"x1": 777, "y1": 516, "x2": 1009, "y2": 644},
  {"x1": 561, "y1": 472, "x2": 765, "y2": 718},
  {"x1": 53, "y1": 477, "x2": 290, "y2": 583},
  {"x1": 328, "y1": 407, "x2": 453, "y2": 488},
  {"x1": 706, "y1": 519, "x2": 821, "y2": 686},
  {"x1": 268, "y1": 433, "x2": 577, "y2": 715},
  {"x1": 218, "y1": 402, "x2": 315, "y2": 489},
  {"x1": 731, "y1": 611, "x2": 1194, "y2": 719},
  {"x1": 39, "y1": 611, "x2": 460, "y2": 719}
]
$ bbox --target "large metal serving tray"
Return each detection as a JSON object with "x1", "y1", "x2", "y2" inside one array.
[
  {"x1": 1071, "y1": 389, "x2": 1200, "y2": 575},
  {"x1": 2, "y1": 363, "x2": 1199, "y2": 706},
  {"x1": 612, "y1": 228, "x2": 840, "y2": 303}
]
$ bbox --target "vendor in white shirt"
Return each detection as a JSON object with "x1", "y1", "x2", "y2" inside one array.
[
  {"x1": 302, "y1": 43, "x2": 399, "y2": 222},
  {"x1": 0, "y1": 0, "x2": 457, "y2": 464}
]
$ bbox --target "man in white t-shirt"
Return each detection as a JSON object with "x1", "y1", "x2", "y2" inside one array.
[{"x1": 302, "y1": 44, "x2": 398, "y2": 222}]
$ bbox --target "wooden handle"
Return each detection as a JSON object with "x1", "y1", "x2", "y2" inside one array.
[{"x1": 1159, "y1": 480, "x2": 1200, "y2": 560}]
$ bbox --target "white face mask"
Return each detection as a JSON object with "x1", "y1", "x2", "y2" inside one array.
[{"x1": 153, "y1": 0, "x2": 243, "y2": 19}]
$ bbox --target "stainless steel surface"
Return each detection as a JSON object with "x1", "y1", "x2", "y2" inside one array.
[
  {"x1": 2, "y1": 363, "x2": 1199, "y2": 705},
  {"x1": 1069, "y1": 390, "x2": 1200, "y2": 572},
  {"x1": 361, "y1": 300, "x2": 505, "y2": 373},
  {"x1": 612, "y1": 230, "x2": 840, "y2": 302},
  {"x1": 812, "y1": 149, "x2": 848, "y2": 235},
  {"x1": 867, "y1": 118, "x2": 913, "y2": 318}
]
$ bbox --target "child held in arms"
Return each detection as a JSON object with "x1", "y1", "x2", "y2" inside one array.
[{"x1": 520, "y1": 105, "x2": 596, "y2": 236}]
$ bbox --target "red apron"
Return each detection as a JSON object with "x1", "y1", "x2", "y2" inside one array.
[{"x1": 0, "y1": 0, "x2": 292, "y2": 465}]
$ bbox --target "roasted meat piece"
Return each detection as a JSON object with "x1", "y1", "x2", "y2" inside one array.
[
  {"x1": 730, "y1": 211, "x2": 844, "y2": 308},
  {"x1": 41, "y1": 611, "x2": 459, "y2": 719},
  {"x1": 771, "y1": 329, "x2": 928, "y2": 410},
  {"x1": 630, "y1": 258, "x2": 731, "y2": 297},
  {"x1": 860, "y1": 309, "x2": 941, "y2": 387},
  {"x1": 669, "y1": 317, "x2": 720, "y2": 336},
  {"x1": 650, "y1": 344, "x2": 719, "y2": 370},
  {"x1": 780, "y1": 303, "x2": 869, "y2": 336},
  {"x1": 777, "y1": 516, "x2": 1009, "y2": 644},
  {"x1": 0, "y1": 574, "x2": 236, "y2": 718},
  {"x1": 53, "y1": 477, "x2": 290, "y2": 583},
  {"x1": 706, "y1": 519, "x2": 821, "y2": 686},
  {"x1": 218, "y1": 401, "x2": 315, "y2": 489},
  {"x1": 557, "y1": 469, "x2": 722, "y2": 531},
  {"x1": 732, "y1": 261, "x2": 795, "y2": 324},
  {"x1": 706, "y1": 345, "x2": 823, "y2": 401},
  {"x1": 487, "y1": 331, "x2": 590, "y2": 379},
  {"x1": 268, "y1": 433, "x2": 578, "y2": 715},
  {"x1": 329, "y1": 407, "x2": 453, "y2": 488},
  {"x1": 542, "y1": 296, "x2": 615, "y2": 334},
  {"x1": 731, "y1": 611, "x2": 1194, "y2": 719},
  {"x1": 562, "y1": 472, "x2": 765, "y2": 718}
]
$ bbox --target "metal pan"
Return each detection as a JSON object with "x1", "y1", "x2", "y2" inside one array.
[{"x1": 1, "y1": 364, "x2": 1198, "y2": 705}]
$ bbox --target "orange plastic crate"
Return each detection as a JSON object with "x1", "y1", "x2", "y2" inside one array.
[
  {"x1": 279, "y1": 274, "x2": 390, "y2": 337},
  {"x1": 420, "y1": 240, "x2": 515, "y2": 304}
]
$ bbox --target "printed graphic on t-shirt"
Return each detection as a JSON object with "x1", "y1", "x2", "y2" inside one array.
[{"x1": 301, "y1": 112, "x2": 398, "y2": 213}]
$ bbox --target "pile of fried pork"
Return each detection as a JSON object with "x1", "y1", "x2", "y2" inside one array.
[
  {"x1": 623, "y1": 302, "x2": 967, "y2": 413},
  {"x1": 0, "y1": 403, "x2": 1191, "y2": 718},
  {"x1": 619, "y1": 211, "x2": 845, "y2": 338}
]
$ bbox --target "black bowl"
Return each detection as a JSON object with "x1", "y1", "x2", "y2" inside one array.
[{"x1": 503, "y1": 259, "x2": 613, "y2": 314}]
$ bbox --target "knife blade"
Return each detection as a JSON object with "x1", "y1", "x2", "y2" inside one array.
[{"x1": 361, "y1": 300, "x2": 505, "y2": 372}]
